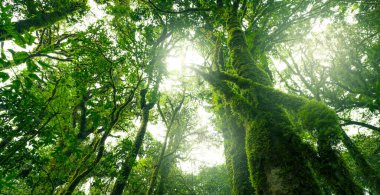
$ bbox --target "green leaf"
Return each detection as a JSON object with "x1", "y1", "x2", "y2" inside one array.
[
  {"x1": 24, "y1": 33, "x2": 36, "y2": 45},
  {"x1": 37, "y1": 60, "x2": 51, "y2": 69},
  {"x1": 28, "y1": 73, "x2": 41, "y2": 81},
  {"x1": 26, "y1": 60, "x2": 39, "y2": 72},
  {"x1": 13, "y1": 33, "x2": 26, "y2": 48},
  {"x1": 1, "y1": 48, "x2": 6, "y2": 59},
  {"x1": 11, "y1": 79, "x2": 21, "y2": 91},
  {"x1": 0, "y1": 71, "x2": 10, "y2": 82},
  {"x1": 24, "y1": 77, "x2": 33, "y2": 89},
  {"x1": 0, "y1": 58, "x2": 9, "y2": 66},
  {"x1": 12, "y1": 51, "x2": 29, "y2": 64}
]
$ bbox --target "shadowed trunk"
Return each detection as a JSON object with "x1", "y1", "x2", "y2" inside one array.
[
  {"x1": 341, "y1": 129, "x2": 380, "y2": 194},
  {"x1": 317, "y1": 130, "x2": 363, "y2": 194},
  {"x1": 111, "y1": 107, "x2": 150, "y2": 195},
  {"x1": 219, "y1": 106, "x2": 255, "y2": 194}
]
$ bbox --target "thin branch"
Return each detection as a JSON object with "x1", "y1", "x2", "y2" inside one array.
[{"x1": 340, "y1": 119, "x2": 380, "y2": 133}]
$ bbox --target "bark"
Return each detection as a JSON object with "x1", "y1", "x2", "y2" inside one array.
[
  {"x1": 219, "y1": 106, "x2": 255, "y2": 194},
  {"x1": 111, "y1": 107, "x2": 151, "y2": 195},
  {"x1": 0, "y1": 2, "x2": 86, "y2": 41},
  {"x1": 223, "y1": 8, "x2": 321, "y2": 194}
]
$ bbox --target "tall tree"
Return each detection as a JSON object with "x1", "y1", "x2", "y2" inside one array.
[
  {"x1": 147, "y1": 0, "x2": 364, "y2": 193},
  {"x1": 1, "y1": 0, "x2": 379, "y2": 194}
]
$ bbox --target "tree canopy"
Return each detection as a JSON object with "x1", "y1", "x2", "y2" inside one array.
[{"x1": 1, "y1": 0, "x2": 379, "y2": 194}]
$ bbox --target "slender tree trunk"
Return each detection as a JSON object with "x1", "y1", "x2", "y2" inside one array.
[
  {"x1": 146, "y1": 96, "x2": 184, "y2": 195},
  {"x1": 146, "y1": 126, "x2": 170, "y2": 195},
  {"x1": 341, "y1": 129, "x2": 380, "y2": 194},
  {"x1": 156, "y1": 155, "x2": 173, "y2": 195},
  {"x1": 111, "y1": 107, "x2": 150, "y2": 195}
]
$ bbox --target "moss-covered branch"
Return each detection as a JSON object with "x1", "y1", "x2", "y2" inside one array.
[
  {"x1": 0, "y1": 1, "x2": 87, "y2": 41},
  {"x1": 226, "y1": 11, "x2": 271, "y2": 85},
  {"x1": 210, "y1": 70, "x2": 308, "y2": 110},
  {"x1": 193, "y1": 68, "x2": 257, "y2": 120}
]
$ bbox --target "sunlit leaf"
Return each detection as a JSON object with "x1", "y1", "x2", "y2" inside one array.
[
  {"x1": 12, "y1": 51, "x2": 29, "y2": 64},
  {"x1": 26, "y1": 60, "x2": 39, "y2": 72}
]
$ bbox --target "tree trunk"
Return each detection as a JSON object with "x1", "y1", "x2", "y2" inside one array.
[
  {"x1": 111, "y1": 107, "x2": 150, "y2": 195},
  {"x1": 146, "y1": 125, "x2": 170, "y2": 195},
  {"x1": 245, "y1": 100, "x2": 321, "y2": 194},
  {"x1": 219, "y1": 106, "x2": 255, "y2": 194},
  {"x1": 317, "y1": 132, "x2": 363, "y2": 194},
  {"x1": 156, "y1": 156, "x2": 172, "y2": 195},
  {"x1": 341, "y1": 129, "x2": 380, "y2": 194},
  {"x1": 222, "y1": 9, "x2": 321, "y2": 194}
]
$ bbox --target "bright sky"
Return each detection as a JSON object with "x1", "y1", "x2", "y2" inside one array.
[{"x1": 154, "y1": 43, "x2": 225, "y2": 173}]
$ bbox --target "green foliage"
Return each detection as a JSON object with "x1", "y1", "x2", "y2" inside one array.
[
  {"x1": 1, "y1": 0, "x2": 379, "y2": 194},
  {"x1": 299, "y1": 100, "x2": 339, "y2": 130},
  {"x1": 0, "y1": 71, "x2": 9, "y2": 81},
  {"x1": 195, "y1": 165, "x2": 232, "y2": 195}
]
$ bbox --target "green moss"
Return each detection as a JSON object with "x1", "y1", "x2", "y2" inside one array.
[
  {"x1": 245, "y1": 101, "x2": 322, "y2": 194},
  {"x1": 217, "y1": 105, "x2": 255, "y2": 195},
  {"x1": 226, "y1": 17, "x2": 271, "y2": 85},
  {"x1": 299, "y1": 100, "x2": 338, "y2": 130},
  {"x1": 296, "y1": 100, "x2": 364, "y2": 194}
]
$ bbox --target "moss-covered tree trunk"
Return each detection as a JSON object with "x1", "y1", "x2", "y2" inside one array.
[
  {"x1": 219, "y1": 8, "x2": 321, "y2": 194},
  {"x1": 317, "y1": 130, "x2": 363, "y2": 194},
  {"x1": 219, "y1": 106, "x2": 255, "y2": 194}
]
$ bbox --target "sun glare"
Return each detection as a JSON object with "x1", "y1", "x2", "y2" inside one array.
[
  {"x1": 160, "y1": 42, "x2": 204, "y2": 92},
  {"x1": 179, "y1": 105, "x2": 225, "y2": 174},
  {"x1": 165, "y1": 44, "x2": 204, "y2": 74},
  {"x1": 160, "y1": 44, "x2": 225, "y2": 173}
]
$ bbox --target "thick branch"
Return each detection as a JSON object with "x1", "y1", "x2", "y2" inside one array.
[{"x1": 0, "y1": 2, "x2": 85, "y2": 41}]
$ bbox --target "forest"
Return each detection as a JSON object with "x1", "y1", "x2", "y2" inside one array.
[{"x1": 0, "y1": 0, "x2": 379, "y2": 194}]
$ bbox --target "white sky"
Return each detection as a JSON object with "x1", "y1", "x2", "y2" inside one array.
[{"x1": 156, "y1": 45, "x2": 225, "y2": 173}]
